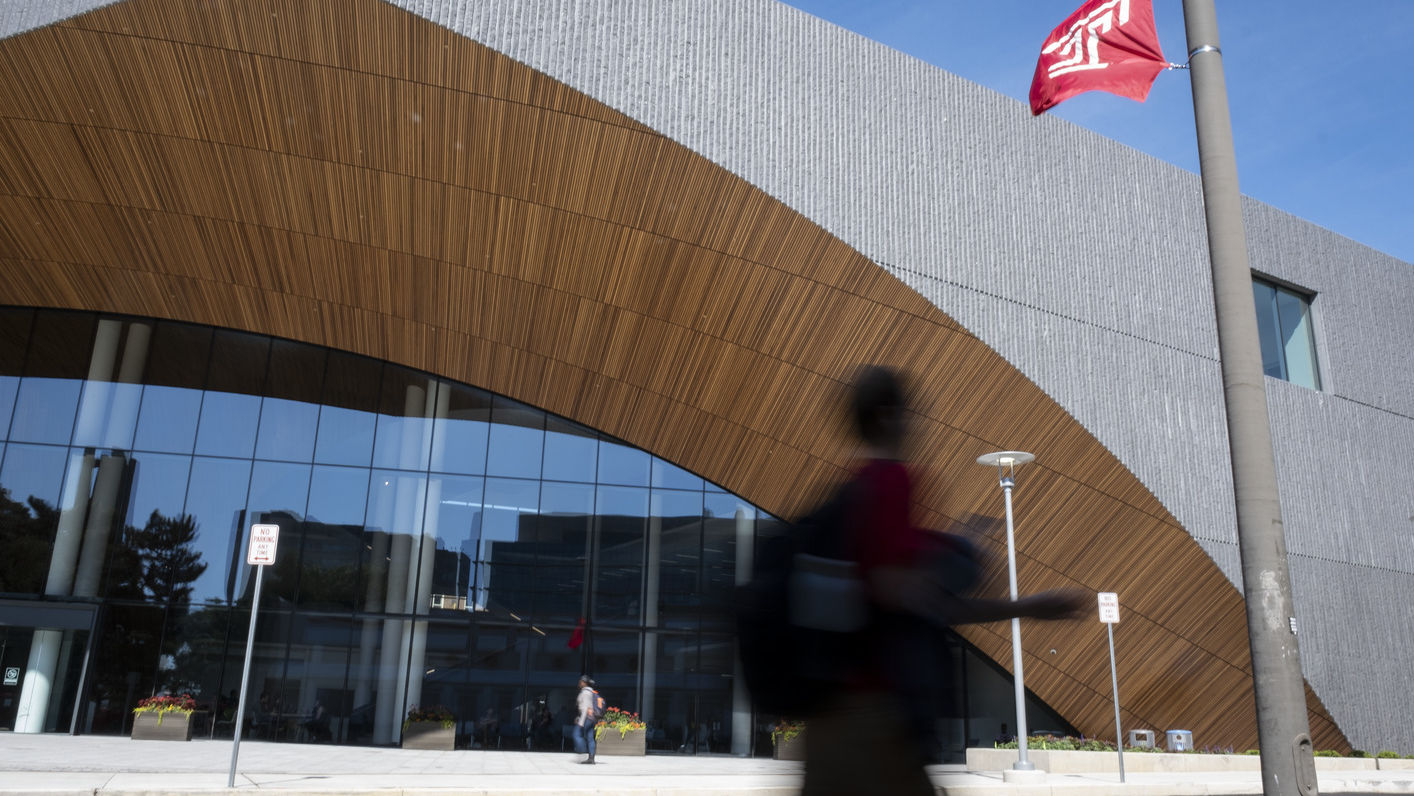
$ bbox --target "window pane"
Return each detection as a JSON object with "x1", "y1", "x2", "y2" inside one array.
[
  {"x1": 595, "y1": 486, "x2": 647, "y2": 627},
  {"x1": 430, "y1": 383, "x2": 491, "y2": 475},
  {"x1": 184, "y1": 456, "x2": 253, "y2": 605},
  {"x1": 301, "y1": 465, "x2": 370, "y2": 612},
  {"x1": 245, "y1": 460, "x2": 313, "y2": 609},
  {"x1": 278, "y1": 614, "x2": 354, "y2": 744},
  {"x1": 598, "y1": 441, "x2": 650, "y2": 487},
  {"x1": 1251, "y1": 281, "x2": 1285, "y2": 380},
  {"x1": 477, "y1": 477, "x2": 539, "y2": 619},
  {"x1": 9, "y1": 377, "x2": 79, "y2": 445},
  {"x1": 194, "y1": 391, "x2": 261, "y2": 458},
  {"x1": 71, "y1": 319, "x2": 149, "y2": 450},
  {"x1": 205, "y1": 329, "x2": 269, "y2": 395},
  {"x1": 542, "y1": 416, "x2": 597, "y2": 483},
  {"x1": 486, "y1": 397, "x2": 543, "y2": 479},
  {"x1": 363, "y1": 469, "x2": 430, "y2": 615},
  {"x1": 25, "y1": 310, "x2": 94, "y2": 381},
  {"x1": 114, "y1": 452, "x2": 195, "y2": 601},
  {"x1": 533, "y1": 481, "x2": 594, "y2": 625},
  {"x1": 0, "y1": 442, "x2": 69, "y2": 595},
  {"x1": 373, "y1": 367, "x2": 435, "y2": 472},
  {"x1": 0, "y1": 375, "x2": 17, "y2": 439},
  {"x1": 315, "y1": 406, "x2": 376, "y2": 467},
  {"x1": 1276, "y1": 290, "x2": 1321, "y2": 390},
  {"x1": 425, "y1": 474, "x2": 484, "y2": 613},
  {"x1": 144, "y1": 321, "x2": 211, "y2": 390},
  {"x1": 0, "y1": 309, "x2": 25, "y2": 441},
  {"x1": 133, "y1": 385, "x2": 202, "y2": 454},
  {"x1": 652, "y1": 458, "x2": 703, "y2": 491},
  {"x1": 0, "y1": 308, "x2": 32, "y2": 377},
  {"x1": 255, "y1": 397, "x2": 319, "y2": 462},
  {"x1": 315, "y1": 352, "x2": 380, "y2": 466}
]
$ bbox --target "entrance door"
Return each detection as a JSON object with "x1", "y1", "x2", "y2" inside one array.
[{"x1": 0, "y1": 600, "x2": 98, "y2": 733}]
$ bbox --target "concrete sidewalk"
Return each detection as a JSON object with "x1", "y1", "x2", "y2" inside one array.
[{"x1": 3, "y1": 734, "x2": 1414, "y2": 795}]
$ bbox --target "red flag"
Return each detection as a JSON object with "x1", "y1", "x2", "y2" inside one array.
[
  {"x1": 1029, "y1": 0, "x2": 1168, "y2": 116},
  {"x1": 567, "y1": 617, "x2": 585, "y2": 649}
]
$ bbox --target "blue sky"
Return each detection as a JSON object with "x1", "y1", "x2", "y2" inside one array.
[{"x1": 782, "y1": 0, "x2": 1414, "y2": 266}]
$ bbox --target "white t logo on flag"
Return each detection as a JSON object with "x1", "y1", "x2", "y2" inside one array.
[
  {"x1": 1029, "y1": 0, "x2": 1166, "y2": 116},
  {"x1": 1042, "y1": 0, "x2": 1131, "y2": 78}
]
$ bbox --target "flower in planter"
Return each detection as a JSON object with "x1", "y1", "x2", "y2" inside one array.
[
  {"x1": 404, "y1": 704, "x2": 455, "y2": 730},
  {"x1": 132, "y1": 693, "x2": 198, "y2": 726},
  {"x1": 594, "y1": 707, "x2": 646, "y2": 740},
  {"x1": 771, "y1": 720, "x2": 805, "y2": 747}
]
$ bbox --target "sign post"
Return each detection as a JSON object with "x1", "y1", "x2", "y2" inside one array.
[
  {"x1": 229, "y1": 523, "x2": 279, "y2": 788},
  {"x1": 1098, "y1": 591, "x2": 1124, "y2": 783}
]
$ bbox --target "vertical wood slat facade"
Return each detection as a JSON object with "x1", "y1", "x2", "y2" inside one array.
[{"x1": 0, "y1": 0, "x2": 1346, "y2": 750}]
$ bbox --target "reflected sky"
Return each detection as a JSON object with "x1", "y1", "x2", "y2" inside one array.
[{"x1": 0, "y1": 314, "x2": 768, "y2": 625}]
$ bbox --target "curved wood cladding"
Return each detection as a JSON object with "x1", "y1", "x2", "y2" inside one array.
[{"x1": 0, "y1": 0, "x2": 1345, "y2": 750}]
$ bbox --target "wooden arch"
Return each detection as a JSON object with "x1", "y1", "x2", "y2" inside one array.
[{"x1": 0, "y1": 0, "x2": 1345, "y2": 749}]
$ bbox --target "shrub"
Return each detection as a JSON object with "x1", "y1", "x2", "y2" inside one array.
[
  {"x1": 404, "y1": 705, "x2": 454, "y2": 729},
  {"x1": 132, "y1": 693, "x2": 197, "y2": 715},
  {"x1": 1243, "y1": 749, "x2": 1261, "y2": 755},
  {"x1": 1377, "y1": 750, "x2": 1400, "y2": 759},
  {"x1": 1351, "y1": 749, "x2": 1369, "y2": 758},
  {"x1": 1314, "y1": 749, "x2": 1341, "y2": 757},
  {"x1": 771, "y1": 720, "x2": 805, "y2": 747},
  {"x1": 594, "y1": 707, "x2": 646, "y2": 740}
]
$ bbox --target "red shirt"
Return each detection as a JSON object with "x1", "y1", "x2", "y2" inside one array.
[{"x1": 849, "y1": 458, "x2": 924, "y2": 574}]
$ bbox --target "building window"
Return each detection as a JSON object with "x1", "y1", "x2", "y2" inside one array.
[{"x1": 1252, "y1": 277, "x2": 1321, "y2": 390}]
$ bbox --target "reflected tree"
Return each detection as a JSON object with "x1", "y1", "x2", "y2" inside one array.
[{"x1": 0, "y1": 486, "x2": 58, "y2": 595}]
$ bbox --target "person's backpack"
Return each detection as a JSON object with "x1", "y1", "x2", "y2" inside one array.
[
  {"x1": 733, "y1": 478, "x2": 866, "y2": 716},
  {"x1": 588, "y1": 689, "x2": 606, "y2": 721}
]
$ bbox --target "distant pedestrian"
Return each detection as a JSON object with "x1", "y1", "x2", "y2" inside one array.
[{"x1": 573, "y1": 676, "x2": 597, "y2": 764}]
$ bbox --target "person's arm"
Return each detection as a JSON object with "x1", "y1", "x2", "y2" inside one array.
[{"x1": 867, "y1": 565, "x2": 1086, "y2": 626}]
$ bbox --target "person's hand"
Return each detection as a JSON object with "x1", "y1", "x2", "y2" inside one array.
[{"x1": 1020, "y1": 589, "x2": 1089, "y2": 620}]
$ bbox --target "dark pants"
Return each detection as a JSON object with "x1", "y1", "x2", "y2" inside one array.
[{"x1": 573, "y1": 722, "x2": 596, "y2": 758}]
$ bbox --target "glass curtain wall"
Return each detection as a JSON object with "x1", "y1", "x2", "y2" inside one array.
[
  {"x1": 0, "y1": 307, "x2": 1059, "y2": 758},
  {"x1": 0, "y1": 308, "x2": 758, "y2": 751}
]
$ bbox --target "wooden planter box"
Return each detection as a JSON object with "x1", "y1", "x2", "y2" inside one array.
[
  {"x1": 773, "y1": 732, "x2": 806, "y2": 761},
  {"x1": 402, "y1": 721, "x2": 455, "y2": 750},
  {"x1": 595, "y1": 728, "x2": 646, "y2": 756},
  {"x1": 131, "y1": 710, "x2": 195, "y2": 741}
]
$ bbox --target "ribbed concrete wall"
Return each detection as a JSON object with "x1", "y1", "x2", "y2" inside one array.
[{"x1": 6, "y1": 0, "x2": 1412, "y2": 753}]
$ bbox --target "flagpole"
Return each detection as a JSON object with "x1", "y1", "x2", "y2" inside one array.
[{"x1": 1181, "y1": 2, "x2": 1317, "y2": 794}]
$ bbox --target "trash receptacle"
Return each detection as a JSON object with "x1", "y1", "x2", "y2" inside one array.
[
  {"x1": 1128, "y1": 729, "x2": 1155, "y2": 748},
  {"x1": 1166, "y1": 729, "x2": 1193, "y2": 752}
]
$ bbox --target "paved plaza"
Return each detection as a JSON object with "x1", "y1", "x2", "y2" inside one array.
[{"x1": 3, "y1": 734, "x2": 1414, "y2": 795}]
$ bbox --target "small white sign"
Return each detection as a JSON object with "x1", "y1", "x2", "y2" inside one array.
[
  {"x1": 3, "y1": 666, "x2": 18, "y2": 685},
  {"x1": 1098, "y1": 591, "x2": 1120, "y2": 623},
  {"x1": 247, "y1": 524, "x2": 280, "y2": 566}
]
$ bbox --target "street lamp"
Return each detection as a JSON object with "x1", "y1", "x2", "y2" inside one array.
[{"x1": 976, "y1": 450, "x2": 1036, "y2": 772}]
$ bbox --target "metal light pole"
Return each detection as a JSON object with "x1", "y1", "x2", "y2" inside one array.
[{"x1": 977, "y1": 451, "x2": 1036, "y2": 772}]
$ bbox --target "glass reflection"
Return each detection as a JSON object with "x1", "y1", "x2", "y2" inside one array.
[
  {"x1": 184, "y1": 456, "x2": 253, "y2": 605},
  {"x1": 430, "y1": 383, "x2": 491, "y2": 475},
  {"x1": 133, "y1": 385, "x2": 201, "y2": 454},
  {"x1": 542, "y1": 417, "x2": 597, "y2": 483},
  {"x1": 486, "y1": 397, "x2": 543, "y2": 479},
  {"x1": 0, "y1": 310, "x2": 781, "y2": 753},
  {"x1": 9, "y1": 378, "x2": 80, "y2": 445},
  {"x1": 0, "y1": 442, "x2": 69, "y2": 595},
  {"x1": 255, "y1": 397, "x2": 318, "y2": 463},
  {"x1": 0, "y1": 375, "x2": 18, "y2": 437},
  {"x1": 599, "y1": 442, "x2": 650, "y2": 487}
]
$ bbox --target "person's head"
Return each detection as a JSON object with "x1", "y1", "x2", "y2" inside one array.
[
  {"x1": 578, "y1": 675, "x2": 594, "y2": 689},
  {"x1": 851, "y1": 365, "x2": 908, "y2": 453}
]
